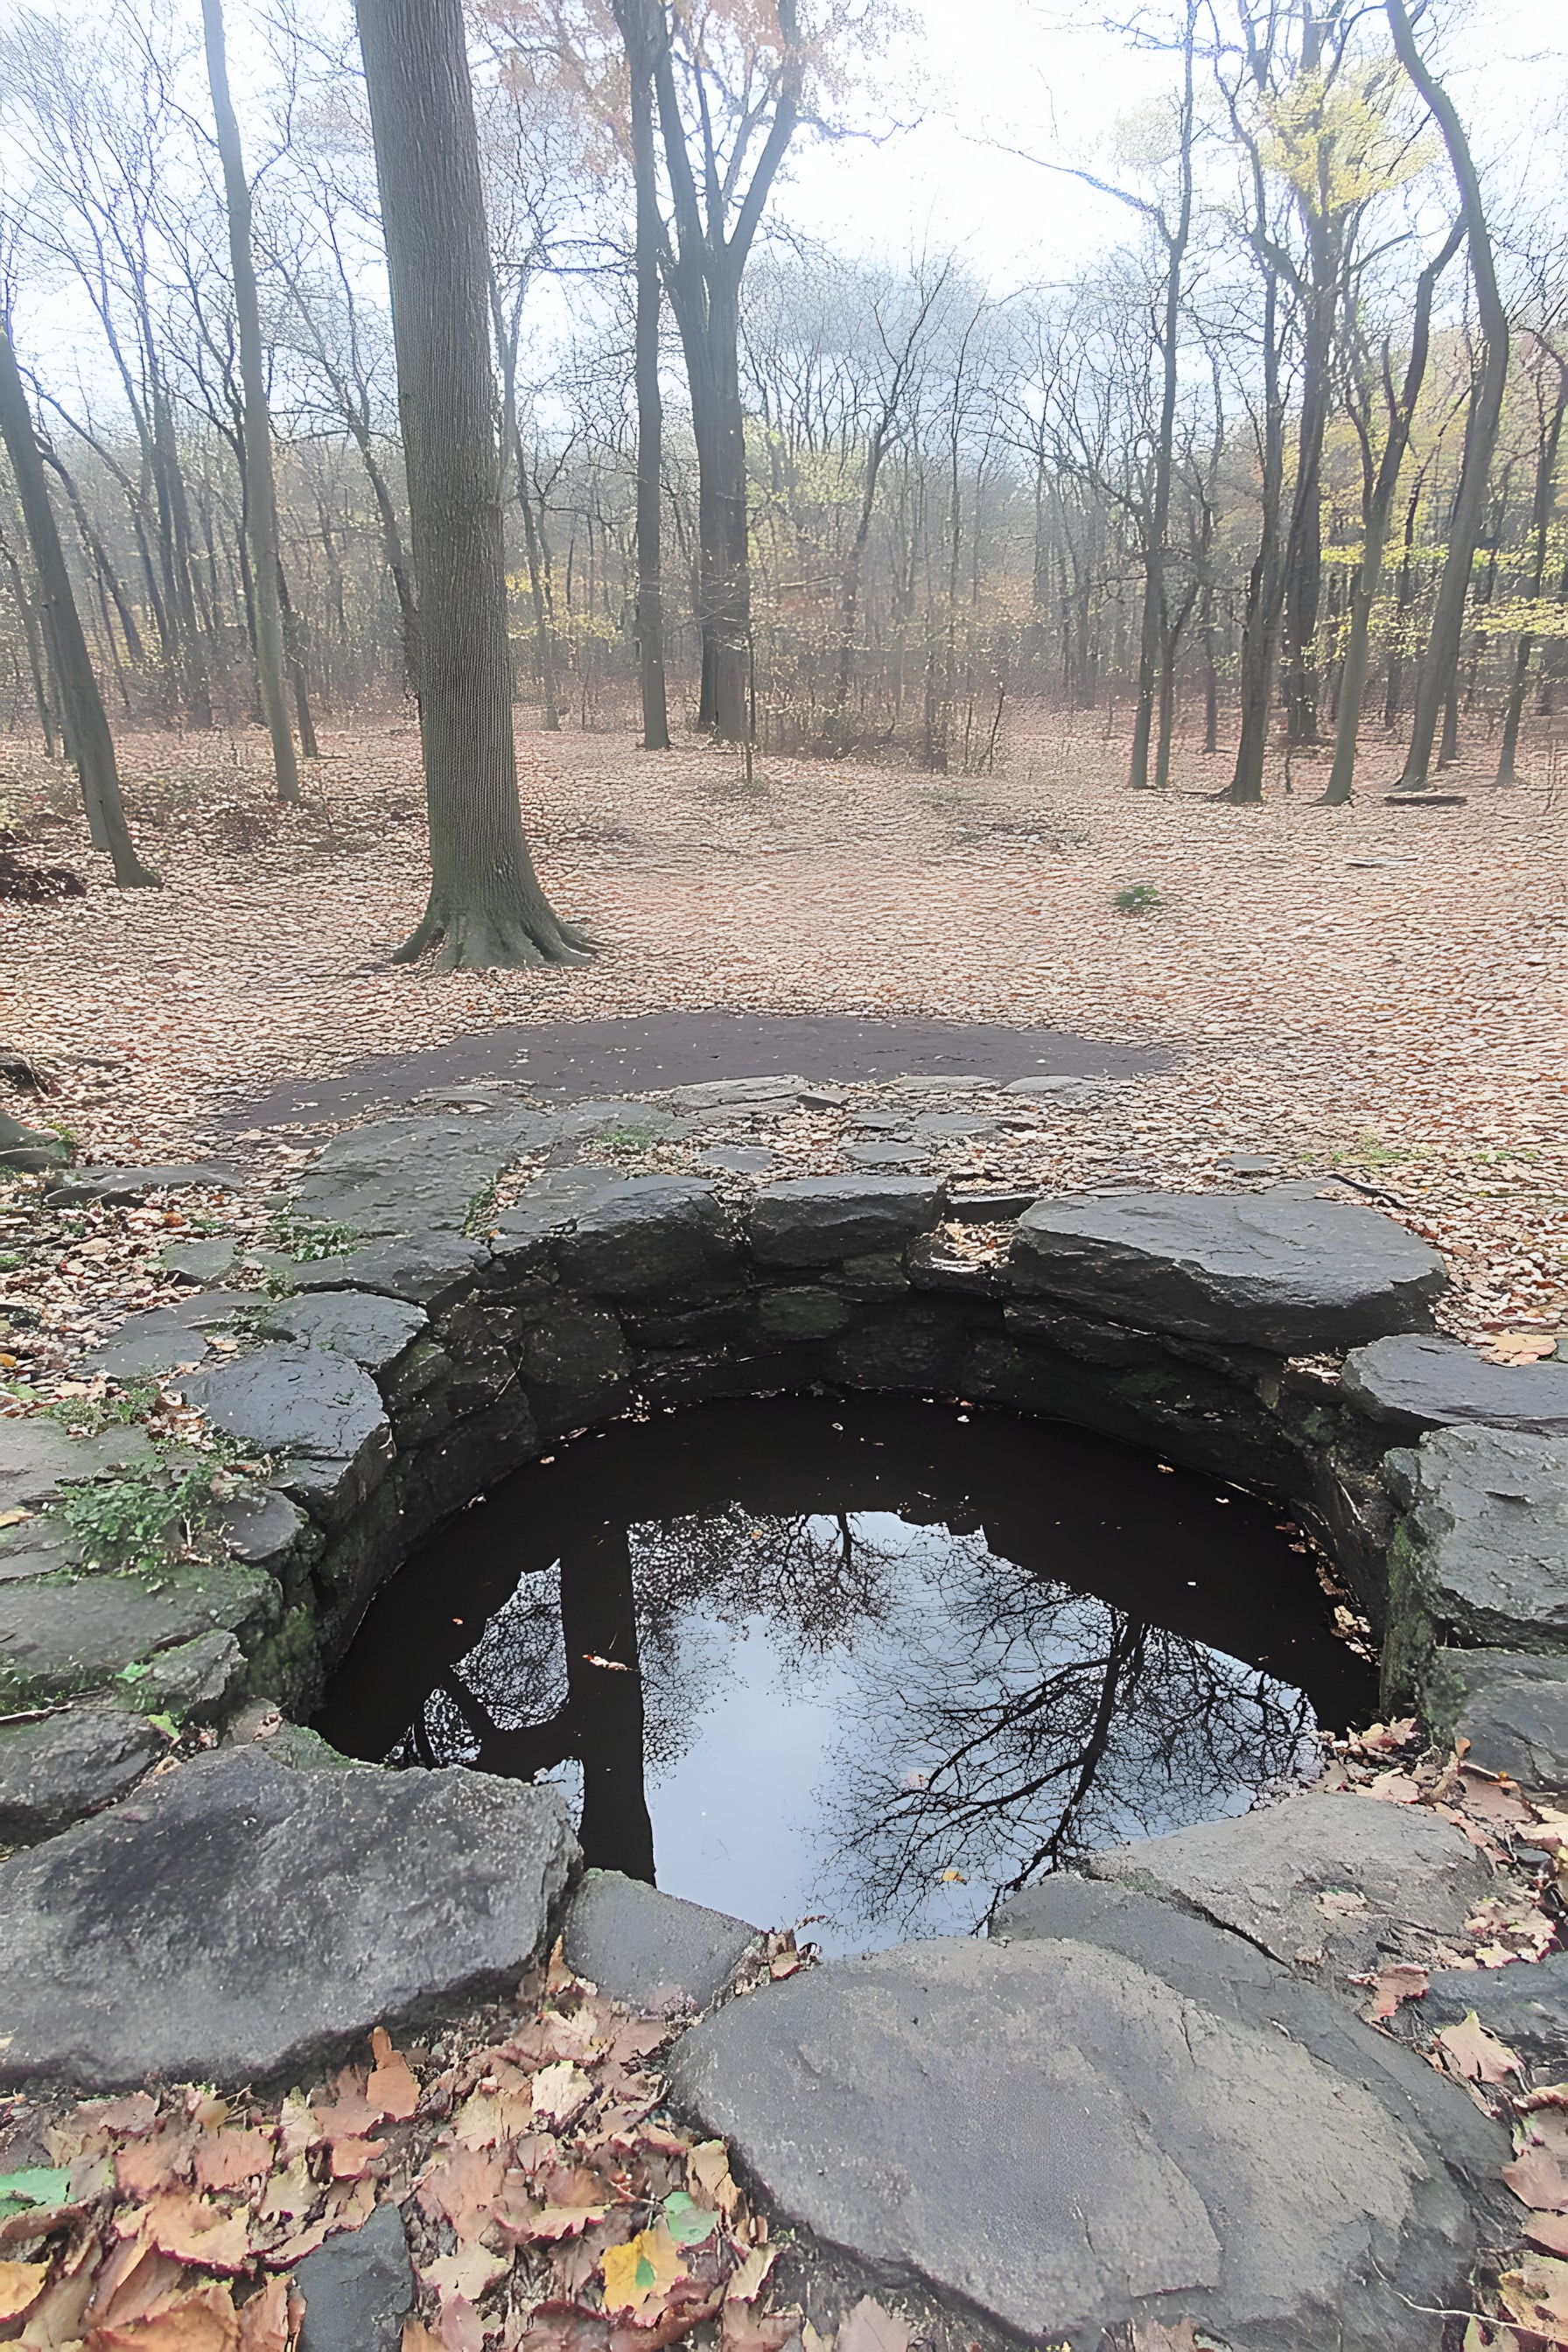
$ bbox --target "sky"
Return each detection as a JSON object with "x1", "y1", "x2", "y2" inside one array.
[{"x1": 770, "y1": 0, "x2": 1568, "y2": 292}]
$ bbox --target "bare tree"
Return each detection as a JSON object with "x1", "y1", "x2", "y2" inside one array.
[
  {"x1": 354, "y1": 0, "x2": 592, "y2": 967},
  {"x1": 0, "y1": 318, "x2": 155, "y2": 886}
]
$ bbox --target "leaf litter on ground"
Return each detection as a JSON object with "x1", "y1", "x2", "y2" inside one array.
[{"x1": 0, "y1": 1938, "x2": 890, "y2": 2352}]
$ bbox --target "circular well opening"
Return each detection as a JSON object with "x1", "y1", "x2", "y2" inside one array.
[{"x1": 318, "y1": 1393, "x2": 1376, "y2": 1953}]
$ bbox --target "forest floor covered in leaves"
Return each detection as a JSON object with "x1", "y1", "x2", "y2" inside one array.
[{"x1": 0, "y1": 701, "x2": 1564, "y2": 1360}]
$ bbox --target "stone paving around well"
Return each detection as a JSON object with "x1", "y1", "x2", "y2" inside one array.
[{"x1": 1, "y1": 1074, "x2": 1567, "y2": 2348}]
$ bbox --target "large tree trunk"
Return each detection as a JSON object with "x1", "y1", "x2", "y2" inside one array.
[
  {"x1": 616, "y1": 0, "x2": 670, "y2": 752},
  {"x1": 1386, "y1": 0, "x2": 1509, "y2": 793},
  {"x1": 201, "y1": 0, "x2": 300, "y2": 803},
  {"x1": 0, "y1": 326, "x2": 156, "y2": 886},
  {"x1": 1225, "y1": 271, "x2": 1286, "y2": 804},
  {"x1": 354, "y1": 0, "x2": 589, "y2": 968}
]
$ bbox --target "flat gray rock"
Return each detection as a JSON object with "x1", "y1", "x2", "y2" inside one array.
[
  {"x1": 552, "y1": 1178, "x2": 738, "y2": 1300},
  {"x1": 1008, "y1": 1192, "x2": 1446, "y2": 1351},
  {"x1": 1420, "y1": 1647, "x2": 1568, "y2": 1788},
  {"x1": 1395, "y1": 1425, "x2": 1568, "y2": 1652},
  {"x1": 182, "y1": 1345, "x2": 390, "y2": 1468},
  {"x1": 253, "y1": 1291, "x2": 428, "y2": 1375},
  {"x1": 0, "y1": 1558, "x2": 278, "y2": 1712},
  {"x1": 1418, "y1": 1951, "x2": 1568, "y2": 2078},
  {"x1": 1084, "y1": 1792, "x2": 1494, "y2": 1975},
  {"x1": 0, "y1": 1419, "x2": 158, "y2": 1516},
  {"x1": 45, "y1": 1162, "x2": 238, "y2": 1208},
  {"x1": 1344, "y1": 1333, "x2": 1568, "y2": 1435},
  {"x1": 0, "y1": 1744, "x2": 578, "y2": 2090},
  {"x1": 844, "y1": 1144, "x2": 928, "y2": 1170},
  {"x1": 668, "y1": 1918, "x2": 1496, "y2": 2352},
  {"x1": 161, "y1": 1237, "x2": 239, "y2": 1284},
  {"x1": 295, "y1": 2201, "x2": 412, "y2": 2352},
  {"x1": 80, "y1": 1292, "x2": 263, "y2": 1381},
  {"x1": 290, "y1": 1110, "x2": 556, "y2": 1239},
  {"x1": 292, "y1": 1234, "x2": 488, "y2": 1312},
  {"x1": 563, "y1": 1871, "x2": 759, "y2": 2015},
  {"x1": 0, "y1": 1701, "x2": 162, "y2": 1843},
  {"x1": 748, "y1": 1177, "x2": 942, "y2": 1266},
  {"x1": 694, "y1": 1146, "x2": 776, "y2": 1176}
]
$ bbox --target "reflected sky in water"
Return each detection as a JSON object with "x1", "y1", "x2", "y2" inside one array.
[{"x1": 319, "y1": 1396, "x2": 1375, "y2": 1952}]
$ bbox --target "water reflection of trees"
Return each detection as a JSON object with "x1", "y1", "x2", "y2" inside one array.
[
  {"x1": 811, "y1": 1540, "x2": 1317, "y2": 1935},
  {"x1": 392, "y1": 1500, "x2": 1317, "y2": 1935}
]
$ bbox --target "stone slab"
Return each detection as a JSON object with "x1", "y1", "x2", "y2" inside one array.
[
  {"x1": 0, "y1": 1700, "x2": 162, "y2": 1843},
  {"x1": 1344, "y1": 1333, "x2": 1568, "y2": 1436},
  {"x1": 0, "y1": 1744, "x2": 579, "y2": 2090},
  {"x1": 45, "y1": 1163, "x2": 238, "y2": 1208},
  {"x1": 182, "y1": 1345, "x2": 390, "y2": 1467},
  {"x1": 290, "y1": 1111, "x2": 557, "y2": 1239},
  {"x1": 161, "y1": 1238, "x2": 239, "y2": 1285},
  {"x1": 292, "y1": 1235, "x2": 489, "y2": 1312},
  {"x1": 1083, "y1": 1792, "x2": 1494, "y2": 1975},
  {"x1": 552, "y1": 1179, "x2": 738, "y2": 1300},
  {"x1": 668, "y1": 1914, "x2": 1498, "y2": 2352},
  {"x1": 252, "y1": 1292, "x2": 428, "y2": 1376},
  {"x1": 0, "y1": 1420, "x2": 158, "y2": 1516},
  {"x1": 0, "y1": 1558, "x2": 277, "y2": 1710},
  {"x1": 1417, "y1": 1951, "x2": 1568, "y2": 2079},
  {"x1": 1420, "y1": 1647, "x2": 1568, "y2": 1788},
  {"x1": 1394, "y1": 1425, "x2": 1568, "y2": 1653},
  {"x1": 748, "y1": 1178, "x2": 942, "y2": 1267},
  {"x1": 294, "y1": 2201, "x2": 412, "y2": 2352},
  {"x1": 1008, "y1": 1192, "x2": 1446, "y2": 1352},
  {"x1": 562, "y1": 1870, "x2": 759, "y2": 2015}
]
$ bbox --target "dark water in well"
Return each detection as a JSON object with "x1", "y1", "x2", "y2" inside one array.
[{"x1": 318, "y1": 1396, "x2": 1375, "y2": 1953}]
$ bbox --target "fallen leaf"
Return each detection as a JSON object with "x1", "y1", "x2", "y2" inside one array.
[
  {"x1": 437, "y1": 2295, "x2": 484, "y2": 2352},
  {"x1": 402, "y1": 2328, "x2": 445, "y2": 2352},
  {"x1": 531, "y1": 2065, "x2": 593, "y2": 2130},
  {"x1": 417, "y1": 2146, "x2": 507, "y2": 2244},
  {"x1": 1462, "y1": 2323, "x2": 1520, "y2": 2352},
  {"x1": 368, "y1": 2028, "x2": 421, "y2": 2123},
  {"x1": 90, "y1": 2280, "x2": 242, "y2": 2351},
  {"x1": 1317, "y1": 1888, "x2": 1368, "y2": 1918},
  {"x1": 601, "y1": 2225, "x2": 683, "y2": 2319},
  {"x1": 0, "y1": 2259, "x2": 49, "y2": 2322},
  {"x1": 1437, "y1": 2012, "x2": 1520, "y2": 2085},
  {"x1": 531, "y1": 2207, "x2": 610, "y2": 2241},
  {"x1": 1527, "y1": 2213, "x2": 1568, "y2": 2258},
  {"x1": 418, "y1": 2244, "x2": 510, "y2": 2306},
  {"x1": 832, "y1": 2298, "x2": 910, "y2": 2352},
  {"x1": 0, "y1": 2168, "x2": 74, "y2": 2217},
  {"x1": 719, "y1": 2304, "x2": 800, "y2": 2352},
  {"x1": 328, "y1": 2136, "x2": 385, "y2": 2180},
  {"x1": 1498, "y1": 2255, "x2": 1568, "y2": 2337},
  {"x1": 661, "y1": 2194, "x2": 716, "y2": 2250},
  {"x1": 1363, "y1": 1964, "x2": 1428, "y2": 2021},
  {"x1": 686, "y1": 2145, "x2": 740, "y2": 2225},
  {"x1": 235, "y1": 2276, "x2": 290, "y2": 2352},
  {"x1": 1504, "y1": 2147, "x2": 1568, "y2": 2214},
  {"x1": 1366, "y1": 1770, "x2": 1422, "y2": 1803},
  {"x1": 192, "y1": 2129, "x2": 276, "y2": 2195},
  {"x1": 115, "y1": 2127, "x2": 193, "y2": 2201},
  {"x1": 138, "y1": 2193, "x2": 253, "y2": 2274},
  {"x1": 1132, "y1": 2324, "x2": 1202, "y2": 2352},
  {"x1": 724, "y1": 2246, "x2": 777, "y2": 2305}
]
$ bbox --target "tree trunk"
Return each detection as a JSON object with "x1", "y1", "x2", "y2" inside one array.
[
  {"x1": 1386, "y1": 0, "x2": 1509, "y2": 793},
  {"x1": 1496, "y1": 367, "x2": 1567, "y2": 784},
  {"x1": 354, "y1": 0, "x2": 589, "y2": 968},
  {"x1": 616, "y1": 0, "x2": 670, "y2": 752},
  {"x1": 0, "y1": 326, "x2": 156, "y2": 886},
  {"x1": 1322, "y1": 224, "x2": 1461, "y2": 804},
  {"x1": 201, "y1": 0, "x2": 300, "y2": 802},
  {"x1": 1225, "y1": 270, "x2": 1286, "y2": 804},
  {"x1": 0, "y1": 528, "x2": 55, "y2": 757}
]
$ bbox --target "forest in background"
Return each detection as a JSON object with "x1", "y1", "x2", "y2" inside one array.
[{"x1": 0, "y1": 0, "x2": 1563, "y2": 810}]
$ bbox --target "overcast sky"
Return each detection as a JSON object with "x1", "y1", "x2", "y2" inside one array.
[{"x1": 771, "y1": 0, "x2": 1568, "y2": 290}]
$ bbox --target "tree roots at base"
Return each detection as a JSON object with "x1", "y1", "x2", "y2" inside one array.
[{"x1": 393, "y1": 900, "x2": 598, "y2": 971}]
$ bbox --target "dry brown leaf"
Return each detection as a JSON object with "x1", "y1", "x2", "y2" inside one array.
[
  {"x1": 419, "y1": 2244, "x2": 510, "y2": 2306},
  {"x1": 724, "y1": 2246, "x2": 776, "y2": 2306},
  {"x1": 1132, "y1": 2323, "x2": 1202, "y2": 2352},
  {"x1": 531, "y1": 2065, "x2": 593, "y2": 2130},
  {"x1": 88, "y1": 2280, "x2": 242, "y2": 2352},
  {"x1": 831, "y1": 2299, "x2": 911, "y2": 2352},
  {"x1": 417, "y1": 2147, "x2": 508, "y2": 2244},
  {"x1": 368, "y1": 2029, "x2": 421, "y2": 2124},
  {"x1": 1437, "y1": 2012, "x2": 1520, "y2": 2085},
  {"x1": 1362, "y1": 1964, "x2": 1429, "y2": 2021},
  {"x1": 234, "y1": 2277, "x2": 290, "y2": 2352},
  {"x1": 686, "y1": 2146, "x2": 739, "y2": 2226},
  {"x1": 137, "y1": 2194, "x2": 252, "y2": 2274},
  {"x1": 402, "y1": 2327, "x2": 445, "y2": 2352},
  {"x1": 0, "y1": 2259, "x2": 51, "y2": 2323},
  {"x1": 1498, "y1": 2255, "x2": 1568, "y2": 2339},
  {"x1": 437, "y1": 2294, "x2": 485, "y2": 2352},
  {"x1": 1505, "y1": 2147, "x2": 1568, "y2": 2214},
  {"x1": 115, "y1": 2125, "x2": 195, "y2": 2201},
  {"x1": 192, "y1": 2129, "x2": 276, "y2": 2196},
  {"x1": 1527, "y1": 2214, "x2": 1568, "y2": 2259}
]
